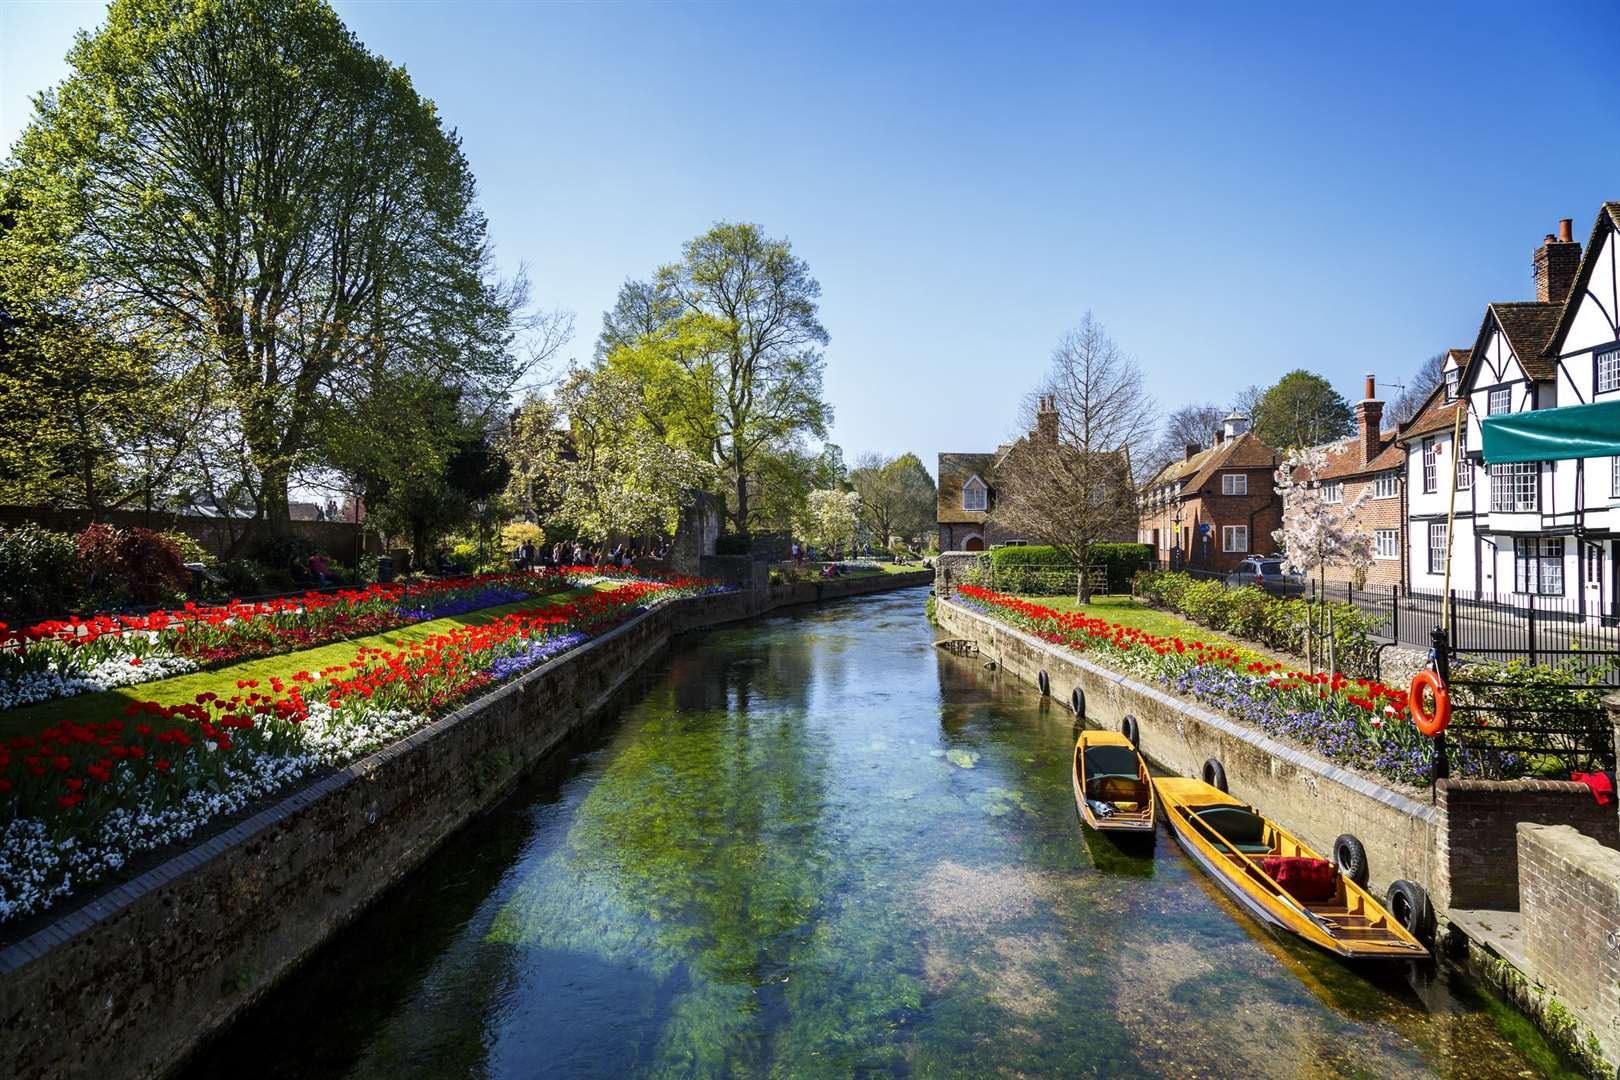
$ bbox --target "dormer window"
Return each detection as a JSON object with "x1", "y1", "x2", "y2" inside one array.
[
  {"x1": 1444, "y1": 368, "x2": 1459, "y2": 401},
  {"x1": 962, "y1": 475, "x2": 987, "y2": 512}
]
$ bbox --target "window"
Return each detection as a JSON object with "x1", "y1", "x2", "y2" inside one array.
[
  {"x1": 1422, "y1": 440, "x2": 1437, "y2": 493},
  {"x1": 1488, "y1": 387, "x2": 1512, "y2": 415},
  {"x1": 1222, "y1": 525, "x2": 1248, "y2": 553},
  {"x1": 1374, "y1": 472, "x2": 1399, "y2": 499},
  {"x1": 961, "y1": 477, "x2": 986, "y2": 512},
  {"x1": 1489, "y1": 462, "x2": 1538, "y2": 512},
  {"x1": 1613, "y1": 457, "x2": 1620, "y2": 499},
  {"x1": 1599, "y1": 348, "x2": 1620, "y2": 394},
  {"x1": 1586, "y1": 544, "x2": 1604, "y2": 586},
  {"x1": 1375, "y1": 529, "x2": 1399, "y2": 560},
  {"x1": 1445, "y1": 368, "x2": 1460, "y2": 400},
  {"x1": 1514, "y1": 537, "x2": 1564, "y2": 596},
  {"x1": 1427, "y1": 522, "x2": 1447, "y2": 574},
  {"x1": 1455, "y1": 432, "x2": 1472, "y2": 490},
  {"x1": 1221, "y1": 473, "x2": 1248, "y2": 496},
  {"x1": 1322, "y1": 481, "x2": 1343, "y2": 504}
]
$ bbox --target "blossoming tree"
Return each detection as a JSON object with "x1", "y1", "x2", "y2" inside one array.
[
  {"x1": 800, "y1": 489, "x2": 860, "y2": 554},
  {"x1": 1272, "y1": 446, "x2": 1373, "y2": 590}
]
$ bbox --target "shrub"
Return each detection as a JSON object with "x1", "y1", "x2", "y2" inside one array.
[
  {"x1": 160, "y1": 530, "x2": 212, "y2": 566},
  {"x1": 989, "y1": 543, "x2": 1153, "y2": 594},
  {"x1": 1087, "y1": 543, "x2": 1155, "y2": 592},
  {"x1": 75, "y1": 524, "x2": 189, "y2": 608},
  {"x1": 501, "y1": 521, "x2": 545, "y2": 550},
  {"x1": 0, "y1": 525, "x2": 83, "y2": 622},
  {"x1": 250, "y1": 533, "x2": 316, "y2": 572},
  {"x1": 217, "y1": 558, "x2": 270, "y2": 596}
]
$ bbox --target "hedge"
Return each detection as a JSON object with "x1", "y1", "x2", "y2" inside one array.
[{"x1": 986, "y1": 543, "x2": 1154, "y2": 594}]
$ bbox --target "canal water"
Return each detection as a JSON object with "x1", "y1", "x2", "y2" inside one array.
[{"x1": 187, "y1": 587, "x2": 1576, "y2": 1079}]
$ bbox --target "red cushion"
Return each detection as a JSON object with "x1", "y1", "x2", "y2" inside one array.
[{"x1": 1260, "y1": 856, "x2": 1338, "y2": 903}]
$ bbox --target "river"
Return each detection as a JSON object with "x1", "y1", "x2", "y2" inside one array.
[{"x1": 184, "y1": 586, "x2": 1575, "y2": 1078}]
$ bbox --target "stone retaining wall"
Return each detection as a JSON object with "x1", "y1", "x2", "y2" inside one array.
[
  {"x1": 0, "y1": 573, "x2": 929, "y2": 1080},
  {"x1": 1519, "y1": 823, "x2": 1620, "y2": 1071},
  {"x1": 1439, "y1": 780, "x2": 1618, "y2": 910},
  {"x1": 936, "y1": 597, "x2": 1439, "y2": 897}
]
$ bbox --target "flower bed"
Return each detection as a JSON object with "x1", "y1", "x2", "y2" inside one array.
[
  {"x1": 953, "y1": 586, "x2": 1517, "y2": 789},
  {"x1": 0, "y1": 567, "x2": 658, "y2": 710},
  {"x1": 0, "y1": 572, "x2": 730, "y2": 923}
]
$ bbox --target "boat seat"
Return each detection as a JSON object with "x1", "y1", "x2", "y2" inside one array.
[
  {"x1": 1083, "y1": 746, "x2": 1141, "y2": 780},
  {"x1": 1192, "y1": 806, "x2": 1271, "y2": 855}
]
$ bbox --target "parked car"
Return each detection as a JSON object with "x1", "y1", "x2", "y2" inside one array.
[{"x1": 1225, "y1": 558, "x2": 1306, "y2": 596}]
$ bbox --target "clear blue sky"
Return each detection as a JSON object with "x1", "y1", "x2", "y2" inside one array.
[{"x1": 4, "y1": 1, "x2": 1618, "y2": 477}]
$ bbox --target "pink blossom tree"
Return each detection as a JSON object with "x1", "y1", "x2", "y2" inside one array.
[{"x1": 1272, "y1": 446, "x2": 1373, "y2": 591}]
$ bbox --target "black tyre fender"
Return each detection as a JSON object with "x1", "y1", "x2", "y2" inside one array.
[
  {"x1": 1202, "y1": 757, "x2": 1228, "y2": 793},
  {"x1": 1385, "y1": 879, "x2": 1435, "y2": 944},
  {"x1": 1120, "y1": 714, "x2": 1140, "y2": 748},
  {"x1": 1070, "y1": 687, "x2": 1086, "y2": 718},
  {"x1": 1037, "y1": 669, "x2": 1050, "y2": 696},
  {"x1": 1333, "y1": 834, "x2": 1369, "y2": 887}
]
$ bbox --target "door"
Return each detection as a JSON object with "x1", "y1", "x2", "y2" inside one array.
[{"x1": 964, "y1": 536, "x2": 985, "y2": 552}]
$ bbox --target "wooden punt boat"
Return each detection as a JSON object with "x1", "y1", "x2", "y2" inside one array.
[
  {"x1": 1154, "y1": 777, "x2": 1428, "y2": 960},
  {"x1": 1072, "y1": 731, "x2": 1155, "y2": 834}
]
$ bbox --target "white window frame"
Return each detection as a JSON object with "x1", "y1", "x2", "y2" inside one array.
[
  {"x1": 1585, "y1": 543, "x2": 1604, "y2": 586},
  {"x1": 1599, "y1": 348, "x2": 1620, "y2": 394},
  {"x1": 1375, "y1": 529, "x2": 1398, "y2": 560},
  {"x1": 1422, "y1": 440, "x2": 1437, "y2": 493},
  {"x1": 1488, "y1": 386, "x2": 1512, "y2": 415},
  {"x1": 1455, "y1": 432, "x2": 1472, "y2": 490},
  {"x1": 1374, "y1": 472, "x2": 1399, "y2": 499},
  {"x1": 1322, "y1": 481, "x2": 1343, "y2": 504},
  {"x1": 1222, "y1": 525, "x2": 1248, "y2": 553},
  {"x1": 1514, "y1": 537, "x2": 1564, "y2": 596},
  {"x1": 1427, "y1": 522, "x2": 1447, "y2": 575},
  {"x1": 1221, "y1": 473, "x2": 1248, "y2": 496},
  {"x1": 1489, "y1": 462, "x2": 1538, "y2": 513},
  {"x1": 1444, "y1": 368, "x2": 1459, "y2": 401},
  {"x1": 961, "y1": 476, "x2": 987, "y2": 512},
  {"x1": 1613, "y1": 456, "x2": 1620, "y2": 499}
]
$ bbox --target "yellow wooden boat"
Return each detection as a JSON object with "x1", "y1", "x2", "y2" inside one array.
[
  {"x1": 1154, "y1": 777, "x2": 1428, "y2": 960},
  {"x1": 1072, "y1": 731, "x2": 1155, "y2": 834}
]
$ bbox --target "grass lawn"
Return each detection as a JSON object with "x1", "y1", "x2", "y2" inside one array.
[
  {"x1": 1025, "y1": 594, "x2": 1279, "y2": 661},
  {"x1": 1, "y1": 585, "x2": 593, "y2": 741}
]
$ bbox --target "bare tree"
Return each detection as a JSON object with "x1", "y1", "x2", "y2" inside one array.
[
  {"x1": 991, "y1": 313, "x2": 1156, "y2": 602},
  {"x1": 1144, "y1": 402, "x2": 1225, "y2": 478},
  {"x1": 1230, "y1": 384, "x2": 1266, "y2": 421},
  {"x1": 1388, "y1": 352, "x2": 1446, "y2": 424}
]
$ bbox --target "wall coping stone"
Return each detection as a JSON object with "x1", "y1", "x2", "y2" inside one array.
[
  {"x1": 1441, "y1": 778, "x2": 1593, "y2": 796},
  {"x1": 940, "y1": 596, "x2": 1439, "y2": 825}
]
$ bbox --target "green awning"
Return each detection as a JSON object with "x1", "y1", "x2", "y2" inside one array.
[{"x1": 1480, "y1": 400, "x2": 1620, "y2": 464}]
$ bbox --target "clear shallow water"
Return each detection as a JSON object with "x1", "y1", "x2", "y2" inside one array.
[{"x1": 186, "y1": 588, "x2": 1576, "y2": 1079}]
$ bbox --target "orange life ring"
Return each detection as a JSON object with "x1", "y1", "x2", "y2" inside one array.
[{"x1": 1408, "y1": 670, "x2": 1451, "y2": 737}]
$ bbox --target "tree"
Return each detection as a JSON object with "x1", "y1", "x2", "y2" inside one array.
[
  {"x1": 2, "y1": 0, "x2": 524, "y2": 533},
  {"x1": 1144, "y1": 402, "x2": 1225, "y2": 478},
  {"x1": 599, "y1": 222, "x2": 833, "y2": 534},
  {"x1": 1389, "y1": 352, "x2": 1446, "y2": 424},
  {"x1": 517, "y1": 367, "x2": 714, "y2": 542},
  {"x1": 1272, "y1": 446, "x2": 1372, "y2": 590},
  {"x1": 849, "y1": 452, "x2": 937, "y2": 547},
  {"x1": 1251, "y1": 370, "x2": 1353, "y2": 450},
  {"x1": 799, "y1": 489, "x2": 859, "y2": 554},
  {"x1": 364, "y1": 405, "x2": 510, "y2": 569},
  {"x1": 1229, "y1": 384, "x2": 1266, "y2": 421},
  {"x1": 990, "y1": 314, "x2": 1155, "y2": 602}
]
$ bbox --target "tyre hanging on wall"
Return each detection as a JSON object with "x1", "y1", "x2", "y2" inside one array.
[
  {"x1": 1332, "y1": 834, "x2": 1369, "y2": 887},
  {"x1": 1037, "y1": 669, "x2": 1050, "y2": 696},
  {"x1": 1070, "y1": 687, "x2": 1086, "y2": 718},
  {"x1": 1120, "y1": 714, "x2": 1140, "y2": 748},
  {"x1": 1385, "y1": 879, "x2": 1435, "y2": 944},
  {"x1": 1202, "y1": 758, "x2": 1228, "y2": 793}
]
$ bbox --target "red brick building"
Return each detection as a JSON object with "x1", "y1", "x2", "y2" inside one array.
[
  {"x1": 1307, "y1": 376, "x2": 1409, "y2": 587},
  {"x1": 1138, "y1": 414, "x2": 1281, "y2": 573}
]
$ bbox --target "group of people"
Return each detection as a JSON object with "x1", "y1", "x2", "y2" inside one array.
[{"x1": 511, "y1": 539, "x2": 669, "y2": 572}]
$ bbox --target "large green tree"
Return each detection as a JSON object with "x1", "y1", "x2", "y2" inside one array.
[
  {"x1": 598, "y1": 222, "x2": 832, "y2": 534},
  {"x1": 849, "y1": 452, "x2": 936, "y2": 547},
  {"x1": 1, "y1": 0, "x2": 521, "y2": 532},
  {"x1": 1251, "y1": 370, "x2": 1354, "y2": 450}
]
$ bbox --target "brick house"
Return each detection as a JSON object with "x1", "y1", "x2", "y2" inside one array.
[
  {"x1": 1306, "y1": 376, "x2": 1409, "y2": 587},
  {"x1": 1137, "y1": 414, "x2": 1281, "y2": 573}
]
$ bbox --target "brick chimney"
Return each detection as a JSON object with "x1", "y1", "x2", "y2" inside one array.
[
  {"x1": 1035, "y1": 395, "x2": 1058, "y2": 443},
  {"x1": 1184, "y1": 443, "x2": 1200, "y2": 461},
  {"x1": 1355, "y1": 374, "x2": 1383, "y2": 467},
  {"x1": 1533, "y1": 218, "x2": 1581, "y2": 304}
]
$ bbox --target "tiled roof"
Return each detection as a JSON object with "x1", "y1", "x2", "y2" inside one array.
[
  {"x1": 1143, "y1": 432, "x2": 1278, "y2": 493},
  {"x1": 1399, "y1": 395, "x2": 1465, "y2": 442},
  {"x1": 937, "y1": 452, "x2": 996, "y2": 523},
  {"x1": 1310, "y1": 426, "x2": 1402, "y2": 481},
  {"x1": 1487, "y1": 301, "x2": 1563, "y2": 381},
  {"x1": 1545, "y1": 203, "x2": 1620, "y2": 359}
]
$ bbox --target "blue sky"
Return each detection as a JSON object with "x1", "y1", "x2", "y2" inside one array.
[{"x1": 4, "y1": 1, "x2": 1618, "y2": 476}]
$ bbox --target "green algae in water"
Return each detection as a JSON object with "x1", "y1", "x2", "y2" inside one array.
[{"x1": 181, "y1": 588, "x2": 1588, "y2": 1080}]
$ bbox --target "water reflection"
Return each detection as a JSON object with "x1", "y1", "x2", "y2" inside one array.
[{"x1": 184, "y1": 588, "x2": 1578, "y2": 1079}]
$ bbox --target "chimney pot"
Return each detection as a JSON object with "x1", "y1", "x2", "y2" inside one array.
[
  {"x1": 1364, "y1": 374, "x2": 1376, "y2": 400},
  {"x1": 1534, "y1": 225, "x2": 1583, "y2": 304},
  {"x1": 1559, "y1": 218, "x2": 1573, "y2": 243},
  {"x1": 1545, "y1": 233, "x2": 1557, "y2": 245}
]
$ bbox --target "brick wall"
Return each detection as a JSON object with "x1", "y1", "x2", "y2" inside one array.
[
  {"x1": 1320, "y1": 474, "x2": 1407, "y2": 588},
  {"x1": 1146, "y1": 469, "x2": 1283, "y2": 574},
  {"x1": 1434, "y1": 778, "x2": 1618, "y2": 910},
  {"x1": 1518, "y1": 823, "x2": 1620, "y2": 1066},
  {"x1": 0, "y1": 504, "x2": 382, "y2": 561}
]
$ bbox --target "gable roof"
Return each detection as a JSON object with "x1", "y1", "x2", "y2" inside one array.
[
  {"x1": 1464, "y1": 301, "x2": 1562, "y2": 388},
  {"x1": 1544, "y1": 202, "x2": 1620, "y2": 358},
  {"x1": 937, "y1": 452, "x2": 997, "y2": 523},
  {"x1": 1311, "y1": 426, "x2": 1404, "y2": 480},
  {"x1": 1143, "y1": 431, "x2": 1277, "y2": 493},
  {"x1": 1398, "y1": 392, "x2": 1465, "y2": 442}
]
